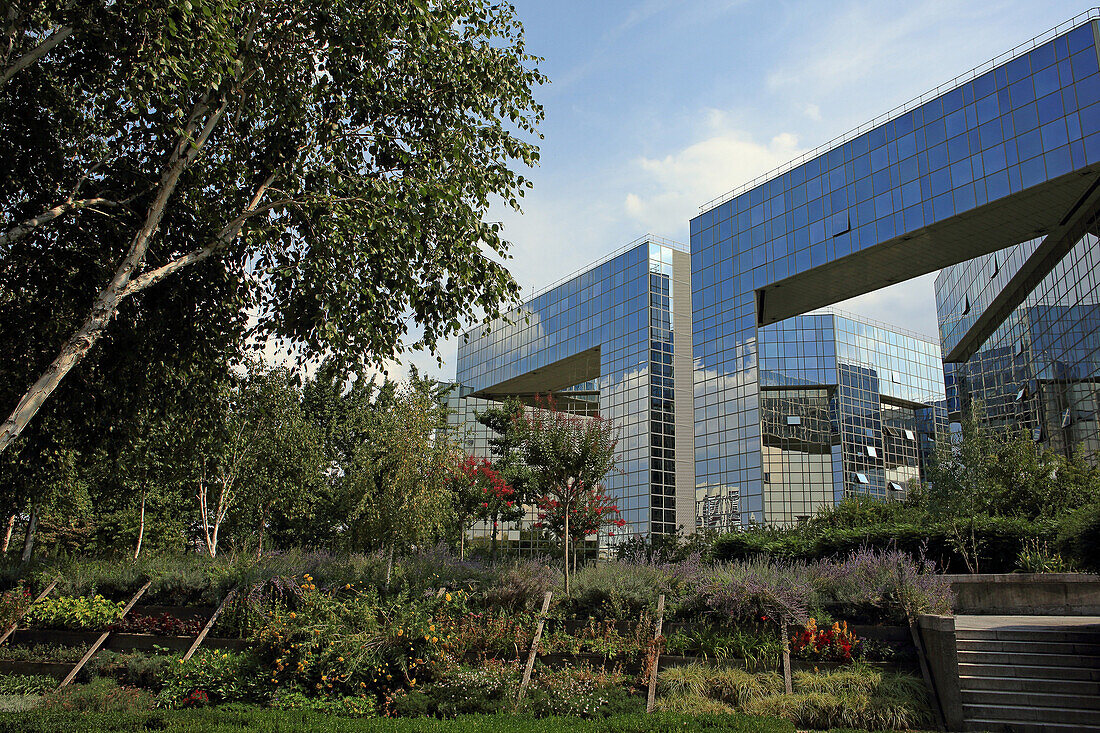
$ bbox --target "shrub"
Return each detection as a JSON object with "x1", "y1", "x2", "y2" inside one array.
[
  {"x1": 1057, "y1": 501, "x2": 1100, "y2": 572},
  {"x1": 0, "y1": 643, "x2": 84, "y2": 663},
  {"x1": 26, "y1": 595, "x2": 124, "y2": 630},
  {"x1": 89, "y1": 651, "x2": 180, "y2": 690},
  {"x1": 38, "y1": 678, "x2": 155, "y2": 713},
  {"x1": 0, "y1": 585, "x2": 33, "y2": 629},
  {"x1": 157, "y1": 650, "x2": 271, "y2": 707},
  {"x1": 483, "y1": 560, "x2": 559, "y2": 613},
  {"x1": 110, "y1": 612, "x2": 203, "y2": 636},
  {"x1": 563, "y1": 561, "x2": 670, "y2": 619},
  {"x1": 811, "y1": 547, "x2": 953, "y2": 624},
  {"x1": 0, "y1": 673, "x2": 55, "y2": 695},
  {"x1": 698, "y1": 558, "x2": 811, "y2": 628}
]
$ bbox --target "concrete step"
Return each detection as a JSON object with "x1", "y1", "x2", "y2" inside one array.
[
  {"x1": 962, "y1": 688, "x2": 1100, "y2": 710},
  {"x1": 957, "y1": 649, "x2": 1100, "y2": 668},
  {"x1": 965, "y1": 719, "x2": 1100, "y2": 732},
  {"x1": 957, "y1": 628, "x2": 1100, "y2": 644},
  {"x1": 956, "y1": 638, "x2": 1100, "y2": 656},
  {"x1": 958, "y1": 661, "x2": 1100, "y2": 681},
  {"x1": 960, "y1": 674, "x2": 1100, "y2": 697},
  {"x1": 961, "y1": 702, "x2": 1100, "y2": 727}
]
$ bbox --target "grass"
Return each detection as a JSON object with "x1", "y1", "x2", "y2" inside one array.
[
  {"x1": 657, "y1": 664, "x2": 934, "y2": 731},
  {"x1": 0, "y1": 709, "x2": 799, "y2": 732}
]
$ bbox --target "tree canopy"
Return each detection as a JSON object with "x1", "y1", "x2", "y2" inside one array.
[{"x1": 0, "y1": 0, "x2": 545, "y2": 454}]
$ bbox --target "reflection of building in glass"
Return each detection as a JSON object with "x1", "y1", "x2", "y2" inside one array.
[
  {"x1": 692, "y1": 16, "x2": 1100, "y2": 526},
  {"x1": 755, "y1": 312, "x2": 945, "y2": 526},
  {"x1": 936, "y1": 222, "x2": 1100, "y2": 459},
  {"x1": 452, "y1": 236, "x2": 695, "y2": 544}
]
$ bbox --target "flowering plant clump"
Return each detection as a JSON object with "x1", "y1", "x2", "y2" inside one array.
[
  {"x1": 789, "y1": 618, "x2": 860, "y2": 663},
  {"x1": 249, "y1": 578, "x2": 457, "y2": 704},
  {"x1": 110, "y1": 612, "x2": 203, "y2": 636},
  {"x1": 0, "y1": 584, "x2": 33, "y2": 629}
]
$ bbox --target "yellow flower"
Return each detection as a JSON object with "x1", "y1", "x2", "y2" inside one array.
[
  {"x1": 431, "y1": 637, "x2": 438, "y2": 643},
  {"x1": 397, "y1": 629, "x2": 403, "y2": 636},
  {"x1": 429, "y1": 625, "x2": 435, "y2": 632},
  {"x1": 338, "y1": 657, "x2": 344, "y2": 662},
  {"x1": 360, "y1": 682, "x2": 366, "y2": 688},
  {"x1": 445, "y1": 593, "x2": 451, "y2": 602},
  {"x1": 345, "y1": 584, "x2": 351, "y2": 590},
  {"x1": 289, "y1": 612, "x2": 296, "y2": 619}
]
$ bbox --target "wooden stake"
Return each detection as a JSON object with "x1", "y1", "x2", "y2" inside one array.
[
  {"x1": 780, "y1": 618, "x2": 792, "y2": 694},
  {"x1": 0, "y1": 576, "x2": 59, "y2": 647},
  {"x1": 182, "y1": 589, "x2": 237, "y2": 662},
  {"x1": 517, "y1": 590, "x2": 553, "y2": 706},
  {"x1": 60, "y1": 580, "x2": 151, "y2": 687},
  {"x1": 646, "y1": 593, "x2": 666, "y2": 713}
]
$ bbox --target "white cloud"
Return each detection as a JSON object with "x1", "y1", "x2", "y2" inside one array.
[{"x1": 623, "y1": 111, "x2": 803, "y2": 236}]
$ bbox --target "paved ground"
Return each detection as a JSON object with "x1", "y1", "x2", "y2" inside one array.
[{"x1": 955, "y1": 614, "x2": 1100, "y2": 630}]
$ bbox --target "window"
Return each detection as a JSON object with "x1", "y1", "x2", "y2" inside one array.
[
  {"x1": 1016, "y1": 386, "x2": 1028, "y2": 402},
  {"x1": 866, "y1": 446, "x2": 878, "y2": 458},
  {"x1": 1032, "y1": 427, "x2": 1043, "y2": 442},
  {"x1": 854, "y1": 473, "x2": 870, "y2": 485},
  {"x1": 903, "y1": 429, "x2": 916, "y2": 441},
  {"x1": 963, "y1": 295, "x2": 971, "y2": 315},
  {"x1": 786, "y1": 415, "x2": 802, "y2": 425},
  {"x1": 1061, "y1": 409, "x2": 1072, "y2": 428}
]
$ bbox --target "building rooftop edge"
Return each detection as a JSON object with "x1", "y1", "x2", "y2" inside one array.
[{"x1": 697, "y1": 7, "x2": 1100, "y2": 213}]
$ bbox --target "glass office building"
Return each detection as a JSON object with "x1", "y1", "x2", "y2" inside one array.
[
  {"x1": 935, "y1": 220, "x2": 1100, "y2": 458},
  {"x1": 453, "y1": 236, "x2": 695, "y2": 541},
  {"x1": 697, "y1": 311, "x2": 945, "y2": 530},
  {"x1": 691, "y1": 15, "x2": 1100, "y2": 526}
]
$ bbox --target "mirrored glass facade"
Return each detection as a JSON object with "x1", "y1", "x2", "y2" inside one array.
[
  {"x1": 454, "y1": 236, "x2": 695, "y2": 540},
  {"x1": 692, "y1": 17, "x2": 1100, "y2": 527},
  {"x1": 936, "y1": 209, "x2": 1100, "y2": 458},
  {"x1": 697, "y1": 312, "x2": 945, "y2": 529}
]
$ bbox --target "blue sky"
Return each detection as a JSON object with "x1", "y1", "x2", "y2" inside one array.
[{"x1": 402, "y1": 0, "x2": 1092, "y2": 381}]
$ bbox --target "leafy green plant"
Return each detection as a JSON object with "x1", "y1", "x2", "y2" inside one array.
[
  {"x1": 1016, "y1": 538, "x2": 1072, "y2": 573},
  {"x1": 158, "y1": 650, "x2": 272, "y2": 707},
  {"x1": 38, "y1": 678, "x2": 155, "y2": 713},
  {"x1": 0, "y1": 643, "x2": 85, "y2": 663},
  {"x1": 0, "y1": 673, "x2": 56, "y2": 695},
  {"x1": 26, "y1": 595, "x2": 124, "y2": 630}
]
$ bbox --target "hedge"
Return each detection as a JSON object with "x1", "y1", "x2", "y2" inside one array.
[
  {"x1": 0, "y1": 710, "x2": 798, "y2": 733},
  {"x1": 711, "y1": 516, "x2": 1058, "y2": 572}
]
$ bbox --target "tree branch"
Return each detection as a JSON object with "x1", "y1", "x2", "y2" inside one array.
[
  {"x1": 0, "y1": 25, "x2": 72, "y2": 87},
  {"x1": 0, "y1": 197, "x2": 117, "y2": 248},
  {"x1": 120, "y1": 171, "x2": 279, "y2": 297}
]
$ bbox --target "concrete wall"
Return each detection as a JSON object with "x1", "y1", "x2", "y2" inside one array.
[
  {"x1": 917, "y1": 614, "x2": 963, "y2": 731},
  {"x1": 945, "y1": 573, "x2": 1100, "y2": 615}
]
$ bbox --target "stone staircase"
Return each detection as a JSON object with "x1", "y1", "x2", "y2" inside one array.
[{"x1": 956, "y1": 623, "x2": 1100, "y2": 732}]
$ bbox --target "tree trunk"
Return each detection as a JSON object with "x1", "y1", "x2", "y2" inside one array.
[
  {"x1": 20, "y1": 505, "x2": 37, "y2": 564},
  {"x1": 491, "y1": 511, "x2": 499, "y2": 563},
  {"x1": 2, "y1": 514, "x2": 14, "y2": 553},
  {"x1": 133, "y1": 487, "x2": 147, "y2": 560},
  {"x1": 459, "y1": 526, "x2": 465, "y2": 561},
  {"x1": 385, "y1": 544, "x2": 395, "y2": 591},
  {"x1": 563, "y1": 505, "x2": 570, "y2": 596},
  {"x1": 0, "y1": 90, "x2": 229, "y2": 458}
]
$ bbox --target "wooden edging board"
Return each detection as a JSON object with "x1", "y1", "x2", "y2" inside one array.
[{"x1": 59, "y1": 580, "x2": 151, "y2": 688}]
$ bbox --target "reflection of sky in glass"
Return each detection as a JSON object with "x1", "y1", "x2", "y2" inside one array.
[{"x1": 692, "y1": 21, "x2": 1099, "y2": 526}]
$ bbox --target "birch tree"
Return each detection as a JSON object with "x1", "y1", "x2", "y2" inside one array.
[{"x1": 0, "y1": 0, "x2": 544, "y2": 458}]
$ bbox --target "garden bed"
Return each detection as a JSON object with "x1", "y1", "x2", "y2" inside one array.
[
  {"x1": 0, "y1": 661, "x2": 70, "y2": 679},
  {"x1": 8, "y1": 629, "x2": 247, "y2": 653}
]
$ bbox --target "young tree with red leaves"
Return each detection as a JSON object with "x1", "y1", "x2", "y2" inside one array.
[
  {"x1": 450, "y1": 456, "x2": 521, "y2": 560},
  {"x1": 519, "y1": 396, "x2": 618, "y2": 594},
  {"x1": 534, "y1": 481, "x2": 626, "y2": 573}
]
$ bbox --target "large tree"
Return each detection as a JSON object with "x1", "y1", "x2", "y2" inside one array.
[{"x1": 0, "y1": 0, "x2": 544, "y2": 456}]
